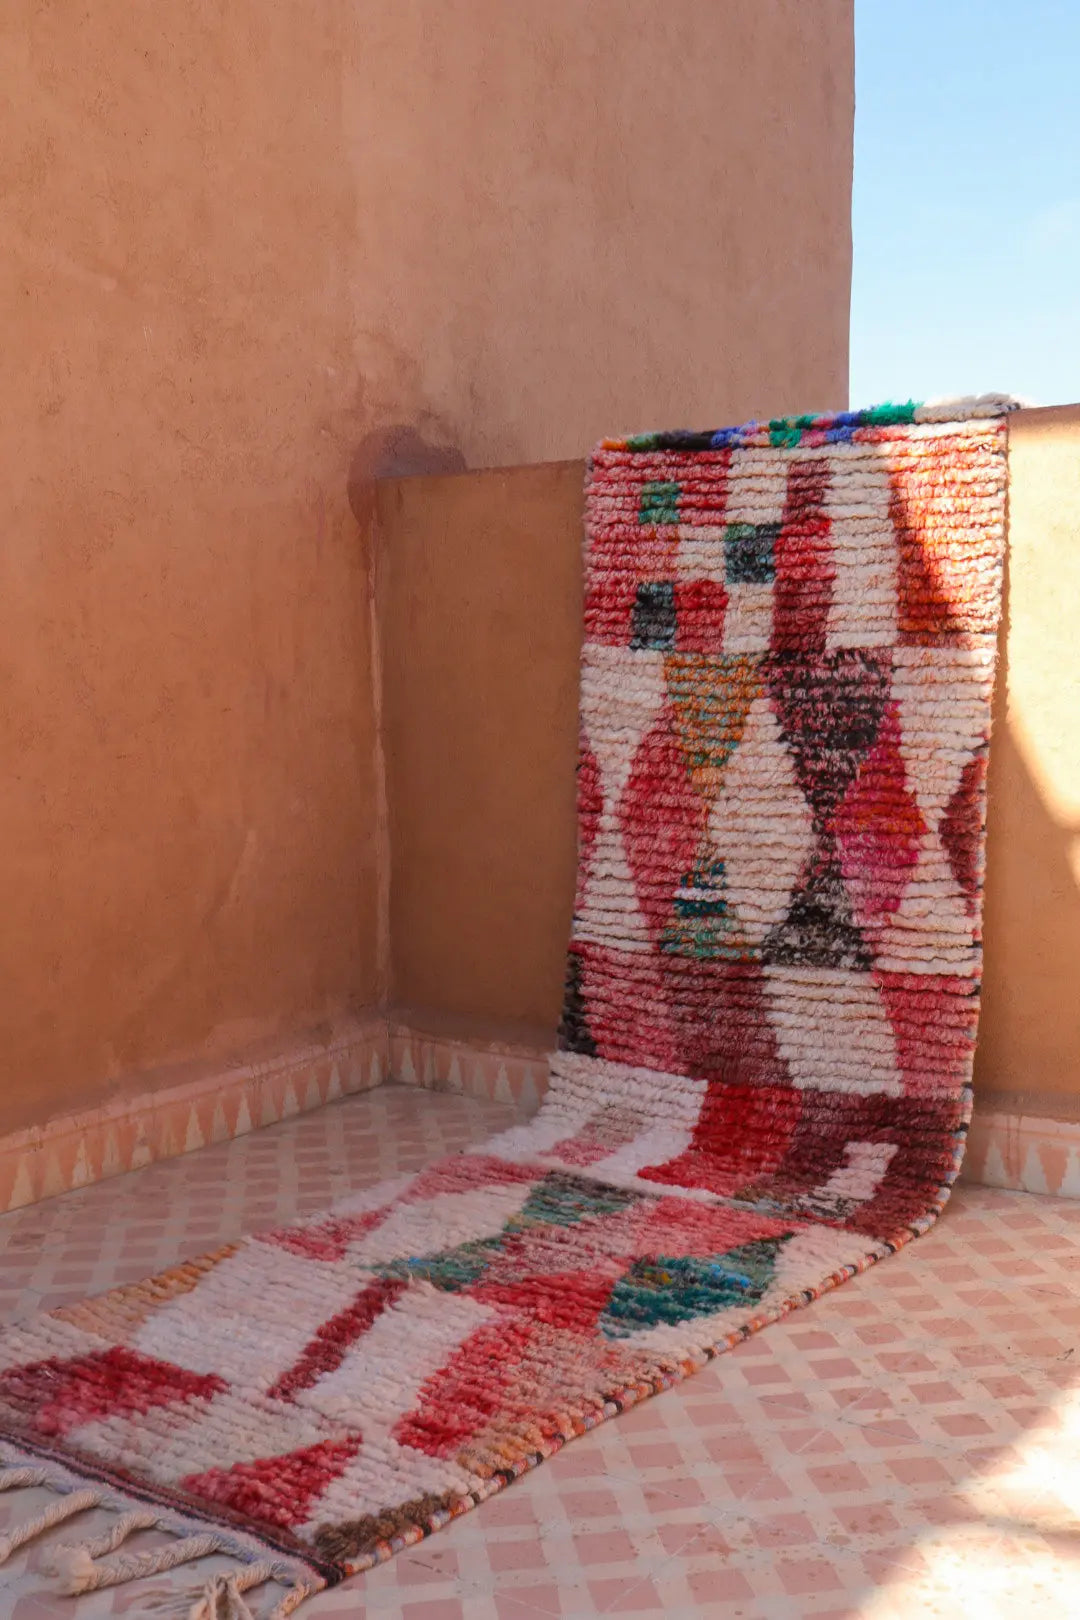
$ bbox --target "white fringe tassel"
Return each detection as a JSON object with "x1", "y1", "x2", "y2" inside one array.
[
  {"x1": 145, "y1": 1568, "x2": 262, "y2": 1620},
  {"x1": 144, "y1": 1561, "x2": 316, "y2": 1619},
  {"x1": 45, "y1": 1504, "x2": 160, "y2": 1584},
  {"x1": 0, "y1": 1482, "x2": 102, "y2": 1564},
  {"x1": 0, "y1": 1450, "x2": 322, "y2": 1615},
  {"x1": 52, "y1": 1527, "x2": 224, "y2": 1592},
  {"x1": 0, "y1": 1467, "x2": 48, "y2": 1491}
]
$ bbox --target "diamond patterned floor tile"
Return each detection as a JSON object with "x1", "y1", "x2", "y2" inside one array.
[{"x1": 0, "y1": 1083, "x2": 1078, "y2": 1617}]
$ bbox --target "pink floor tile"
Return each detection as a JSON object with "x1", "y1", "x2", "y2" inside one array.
[
  {"x1": 400, "y1": 1601, "x2": 467, "y2": 1620},
  {"x1": 0, "y1": 1084, "x2": 1079, "y2": 1619},
  {"x1": 704, "y1": 1432, "x2": 767, "y2": 1465},
  {"x1": 625, "y1": 1442, "x2": 683, "y2": 1470},
  {"x1": 639, "y1": 1478, "x2": 707, "y2": 1513},
  {"x1": 493, "y1": 1587, "x2": 563, "y2": 1619},
  {"x1": 935, "y1": 1410, "x2": 994, "y2": 1438},
  {"x1": 561, "y1": 1488, "x2": 621, "y2": 1521},
  {"x1": 481, "y1": 1494, "x2": 543, "y2": 1530},
  {"x1": 686, "y1": 1565, "x2": 756, "y2": 1604},
  {"x1": 573, "y1": 1530, "x2": 640, "y2": 1567},
  {"x1": 883, "y1": 1454, "x2": 954, "y2": 1487},
  {"x1": 743, "y1": 1510, "x2": 820, "y2": 1550},
  {"x1": 654, "y1": 1520, "x2": 710, "y2": 1556},
  {"x1": 790, "y1": 1329, "x2": 840, "y2": 1351},
  {"x1": 829, "y1": 1501, "x2": 903, "y2": 1538},
  {"x1": 399, "y1": 1555, "x2": 462, "y2": 1586},
  {"x1": 591, "y1": 1575, "x2": 663, "y2": 1614},
  {"x1": 806, "y1": 1461, "x2": 872, "y2": 1495},
  {"x1": 777, "y1": 1557, "x2": 847, "y2": 1597},
  {"x1": 488, "y1": 1539, "x2": 551, "y2": 1575}
]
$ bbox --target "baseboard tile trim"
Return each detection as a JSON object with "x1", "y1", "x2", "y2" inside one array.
[
  {"x1": 0, "y1": 1016, "x2": 388, "y2": 1213},
  {"x1": 962, "y1": 1111, "x2": 1080, "y2": 1197},
  {"x1": 387, "y1": 1023, "x2": 550, "y2": 1112}
]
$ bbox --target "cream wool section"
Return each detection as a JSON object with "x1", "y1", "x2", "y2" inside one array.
[
  {"x1": 707, "y1": 693, "x2": 816, "y2": 946},
  {"x1": 723, "y1": 447, "x2": 790, "y2": 526},
  {"x1": 0, "y1": 1316, "x2": 101, "y2": 1378},
  {"x1": 820, "y1": 1141, "x2": 900, "y2": 1203},
  {"x1": 722, "y1": 582, "x2": 774, "y2": 653},
  {"x1": 575, "y1": 644, "x2": 665, "y2": 953},
  {"x1": 133, "y1": 1242, "x2": 362, "y2": 1389},
  {"x1": 876, "y1": 645, "x2": 997, "y2": 975},
  {"x1": 823, "y1": 452, "x2": 899, "y2": 648},
  {"x1": 474, "y1": 1055, "x2": 710, "y2": 1183},
  {"x1": 762, "y1": 966, "x2": 903, "y2": 1096},
  {"x1": 73, "y1": 1387, "x2": 330, "y2": 1486},
  {"x1": 344, "y1": 1182, "x2": 534, "y2": 1268},
  {"x1": 675, "y1": 524, "x2": 729, "y2": 583},
  {"x1": 302, "y1": 1437, "x2": 488, "y2": 1543},
  {"x1": 294, "y1": 1286, "x2": 496, "y2": 1432}
]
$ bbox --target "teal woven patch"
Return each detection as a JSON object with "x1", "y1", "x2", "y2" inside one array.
[
  {"x1": 600, "y1": 1238, "x2": 788, "y2": 1337},
  {"x1": 638, "y1": 480, "x2": 681, "y2": 526}
]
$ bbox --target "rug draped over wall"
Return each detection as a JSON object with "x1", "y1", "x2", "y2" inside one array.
[{"x1": 0, "y1": 399, "x2": 1010, "y2": 1616}]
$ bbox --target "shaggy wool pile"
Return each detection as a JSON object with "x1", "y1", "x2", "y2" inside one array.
[{"x1": 0, "y1": 399, "x2": 1011, "y2": 1616}]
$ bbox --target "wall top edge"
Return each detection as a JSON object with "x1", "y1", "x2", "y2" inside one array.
[{"x1": 373, "y1": 404, "x2": 1080, "y2": 492}]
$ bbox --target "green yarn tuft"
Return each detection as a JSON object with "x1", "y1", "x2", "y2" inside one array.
[{"x1": 862, "y1": 401, "x2": 919, "y2": 426}]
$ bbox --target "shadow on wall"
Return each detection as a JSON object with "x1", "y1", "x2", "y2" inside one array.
[
  {"x1": 978, "y1": 719, "x2": 1080, "y2": 1114},
  {"x1": 348, "y1": 425, "x2": 466, "y2": 528},
  {"x1": 975, "y1": 457, "x2": 1080, "y2": 1115}
]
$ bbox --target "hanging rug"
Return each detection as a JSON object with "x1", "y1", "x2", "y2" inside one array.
[{"x1": 0, "y1": 397, "x2": 1012, "y2": 1616}]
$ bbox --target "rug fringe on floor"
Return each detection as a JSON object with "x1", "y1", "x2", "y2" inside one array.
[{"x1": 0, "y1": 1443, "x2": 324, "y2": 1616}]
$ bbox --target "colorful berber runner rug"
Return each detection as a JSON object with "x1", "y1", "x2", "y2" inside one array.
[{"x1": 0, "y1": 397, "x2": 1012, "y2": 1616}]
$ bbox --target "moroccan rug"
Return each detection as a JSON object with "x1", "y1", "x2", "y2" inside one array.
[{"x1": 0, "y1": 397, "x2": 1011, "y2": 1617}]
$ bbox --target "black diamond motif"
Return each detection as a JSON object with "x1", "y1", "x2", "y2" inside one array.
[
  {"x1": 630, "y1": 581, "x2": 677, "y2": 651},
  {"x1": 762, "y1": 839, "x2": 872, "y2": 971}
]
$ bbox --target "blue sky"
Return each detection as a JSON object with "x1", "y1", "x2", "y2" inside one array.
[{"x1": 851, "y1": 0, "x2": 1080, "y2": 408}]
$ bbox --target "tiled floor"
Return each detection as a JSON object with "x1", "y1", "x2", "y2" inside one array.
[{"x1": 1, "y1": 1085, "x2": 1079, "y2": 1619}]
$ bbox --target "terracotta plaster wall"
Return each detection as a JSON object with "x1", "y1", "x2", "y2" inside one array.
[
  {"x1": 0, "y1": 6, "x2": 378, "y2": 1133},
  {"x1": 343, "y1": 0, "x2": 854, "y2": 469},
  {"x1": 383, "y1": 409, "x2": 1080, "y2": 1115},
  {"x1": 2, "y1": 0, "x2": 852, "y2": 1135}
]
